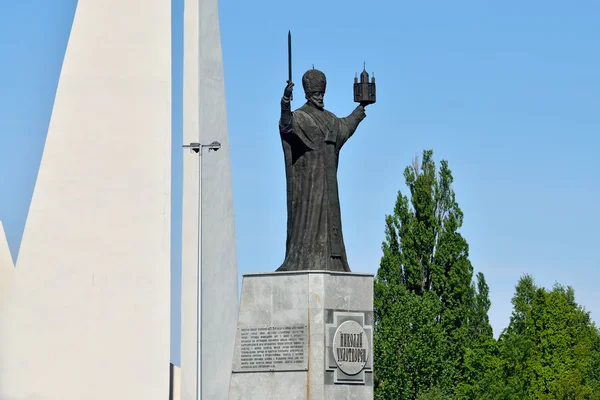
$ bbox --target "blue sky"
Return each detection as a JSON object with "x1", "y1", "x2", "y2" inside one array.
[{"x1": 1, "y1": 1, "x2": 599, "y2": 367}]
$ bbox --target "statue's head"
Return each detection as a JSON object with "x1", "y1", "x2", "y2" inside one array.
[{"x1": 302, "y1": 68, "x2": 326, "y2": 109}]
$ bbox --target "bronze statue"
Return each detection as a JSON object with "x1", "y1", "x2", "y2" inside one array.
[{"x1": 276, "y1": 66, "x2": 373, "y2": 272}]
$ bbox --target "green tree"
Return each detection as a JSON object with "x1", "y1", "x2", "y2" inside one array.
[
  {"x1": 374, "y1": 150, "x2": 492, "y2": 399},
  {"x1": 467, "y1": 275, "x2": 600, "y2": 399}
]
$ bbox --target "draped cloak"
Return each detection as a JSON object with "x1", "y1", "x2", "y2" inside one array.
[{"x1": 277, "y1": 100, "x2": 365, "y2": 272}]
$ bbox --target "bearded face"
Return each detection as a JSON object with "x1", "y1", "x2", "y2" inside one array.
[{"x1": 306, "y1": 91, "x2": 324, "y2": 109}]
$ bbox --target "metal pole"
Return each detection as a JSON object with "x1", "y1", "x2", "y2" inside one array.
[
  {"x1": 182, "y1": 141, "x2": 220, "y2": 400},
  {"x1": 197, "y1": 146, "x2": 203, "y2": 400}
]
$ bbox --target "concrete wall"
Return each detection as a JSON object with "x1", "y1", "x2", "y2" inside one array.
[
  {"x1": 180, "y1": 0, "x2": 239, "y2": 399},
  {"x1": 0, "y1": 0, "x2": 171, "y2": 398}
]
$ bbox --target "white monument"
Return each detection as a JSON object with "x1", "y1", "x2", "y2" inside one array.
[
  {"x1": 0, "y1": 0, "x2": 171, "y2": 398},
  {"x1": 180, "y1": 0, "x2": 239, "y2": 399},
  {"x1": 0, "y1": 222, "x2": 14, "y2": 308}
]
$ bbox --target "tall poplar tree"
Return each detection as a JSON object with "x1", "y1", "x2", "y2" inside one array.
[{"x1": 374, "y1": 150, "x2": 491, "y2": 399}]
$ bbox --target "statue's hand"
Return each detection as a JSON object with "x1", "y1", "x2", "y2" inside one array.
[
  {"x1": 283, "y1": 80, "x2": 294, "y2": 99},
  {"x1": 356, "y1": 104, "x2": 366, "y2": 120}
]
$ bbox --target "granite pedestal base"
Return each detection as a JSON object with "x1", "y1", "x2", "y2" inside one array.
[{"x1": 228, "y1": 271, "x2": 374, "y2": 400}]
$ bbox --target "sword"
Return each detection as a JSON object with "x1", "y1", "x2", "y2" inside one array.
[{"x1": 288, "y1": 30, "x2": 293, "y2": 101}]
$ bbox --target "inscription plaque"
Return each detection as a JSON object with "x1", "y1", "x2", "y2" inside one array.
[
  {"x1": 232, "y1": 324, "x2": 308, "y2": 372},
  {"x1": 326, "y1": 311, "x2": 373, "y2": 384},
  {"x1": 332, "y1": 320, "x2": 369, "y2": 376}
]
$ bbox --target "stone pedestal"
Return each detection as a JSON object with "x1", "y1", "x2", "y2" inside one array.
[{"x1": 228, "y1": 271, "x2": 374, "y2": 400}]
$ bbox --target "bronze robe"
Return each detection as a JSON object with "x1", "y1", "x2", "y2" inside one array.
[{"x1": 277, "y1": 100, "x2": 365, "y2": 272}]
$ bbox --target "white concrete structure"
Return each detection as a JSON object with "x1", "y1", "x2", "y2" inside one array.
[
  {"x1": 0, "y1": 222, "x2": 14, "y2": 308},
  {"x1": 228, "y1": 271, "x2": 374, "y2": 400},
  {"x1": 0, "y1": 0, "x2": 171, "y2": 399},
  {"x1": 171, "y1": 364, "x2": 182, "y2": 400},
  {"x1": 180, "y1": 0, "x2": 239, "y2": 399}
]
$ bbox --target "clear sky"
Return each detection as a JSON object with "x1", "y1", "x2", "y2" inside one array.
[{"x1": 1, "y1": 1, "x2": 598, "y2": 367}]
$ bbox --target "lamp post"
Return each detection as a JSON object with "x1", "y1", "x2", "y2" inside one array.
[{"x1": 182, "y1": 140, "x2": 221, "y2": 400}]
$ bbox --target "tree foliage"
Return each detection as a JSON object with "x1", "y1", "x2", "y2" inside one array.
[
  {"x1": 374, "y1": 150, "x2": 491, "y2": 399},
  {"x1": 461, "y1": 276, "x2": 600, "y2": 399},
  {"x1": 373, "y1": 149, "x2": 599, "y2": 399}
]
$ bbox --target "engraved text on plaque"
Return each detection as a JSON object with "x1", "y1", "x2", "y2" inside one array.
[{"x1": 232, "y1": 324, "x2": 308, "y2": 372}]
